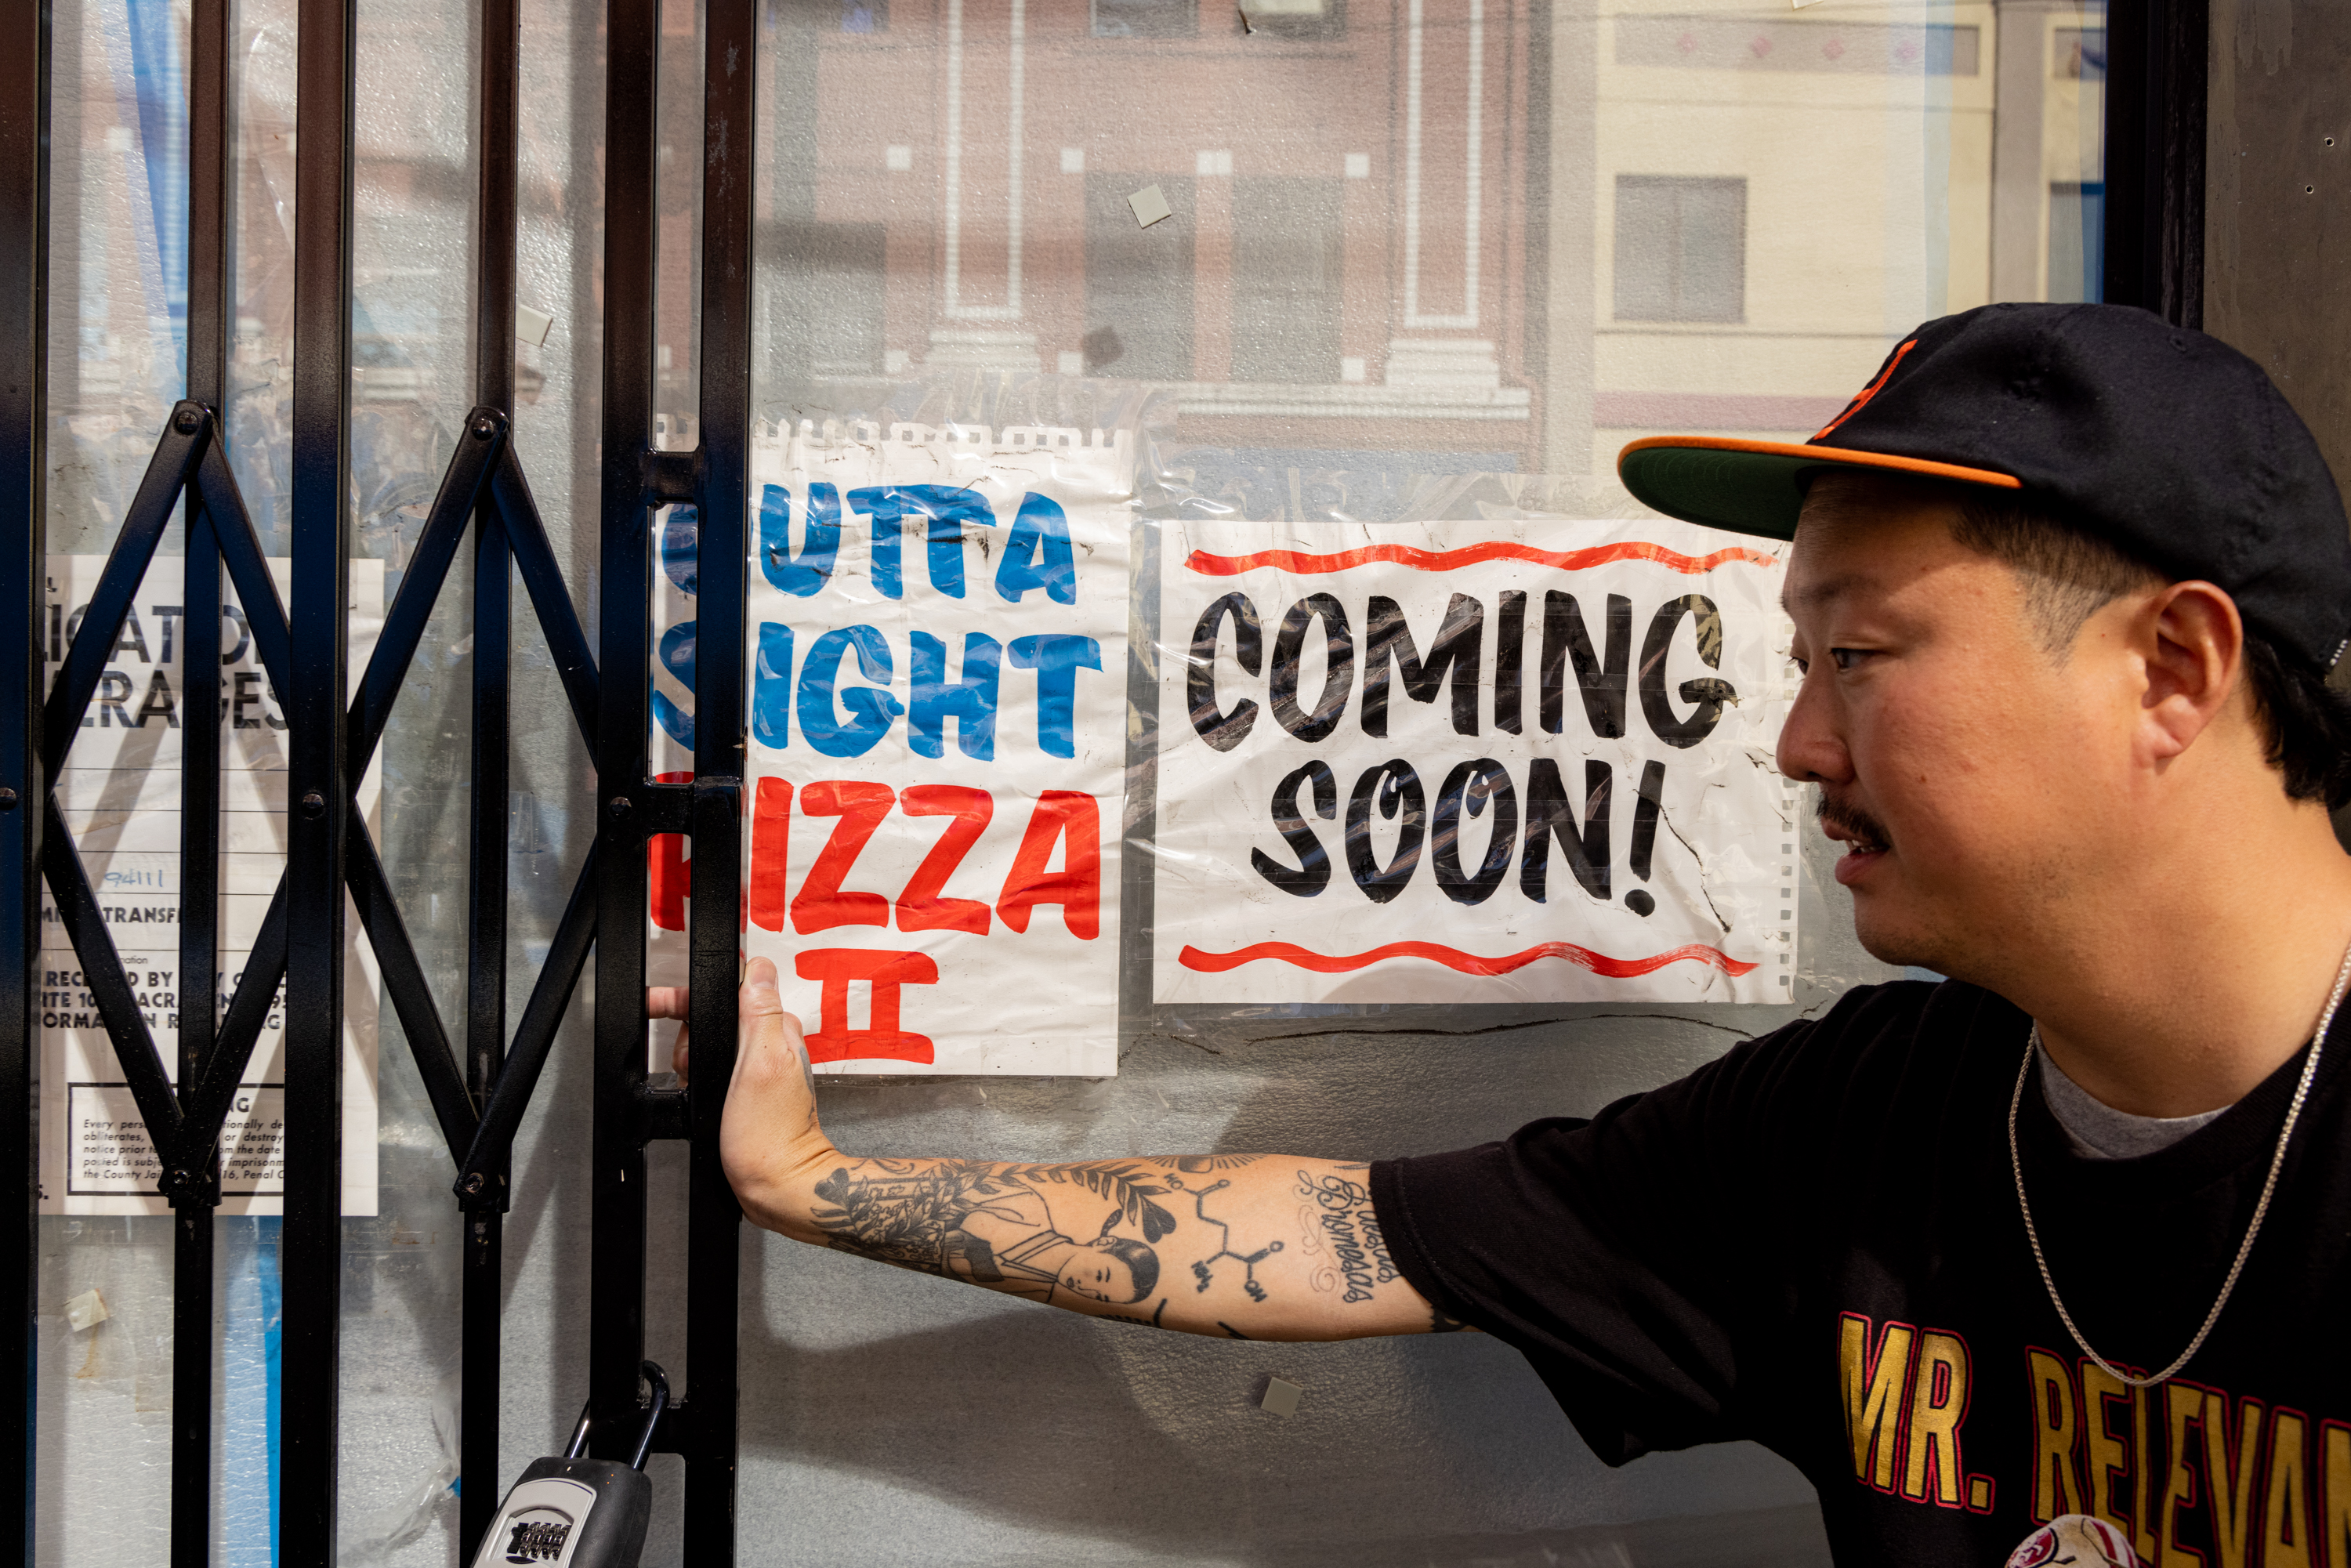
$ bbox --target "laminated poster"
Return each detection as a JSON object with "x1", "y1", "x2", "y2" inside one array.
[
  {"x1": 39, "y1": 555, "x2": 384, "y2": 1216},
  {"x1": 1153, "y1": 516, "x2": 1800, "y2": 1007},
  {"x1": 651, "y1": 420, "x2": 1133, "y2": 1076}
]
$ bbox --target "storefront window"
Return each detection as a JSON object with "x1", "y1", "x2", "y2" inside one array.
[{"x1": 29, "y1": 0, "x2": 2113, "y2": 1562}]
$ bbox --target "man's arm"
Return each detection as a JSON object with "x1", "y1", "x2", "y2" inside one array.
[{"x1": 665, "y1": 961, "x2": 1462, "y2": 1342}]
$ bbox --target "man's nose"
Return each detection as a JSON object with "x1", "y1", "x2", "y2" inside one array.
[{"x1": 1775, "y1": 669, "x2": 1853, "y2": 786}]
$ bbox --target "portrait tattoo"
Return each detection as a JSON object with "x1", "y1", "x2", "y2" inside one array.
[
  {"x1": 1294, "y1": 1168, "x2": 1399, "y2": 1305},
  {"x1": 807, "y1": 1159, "x2": 1178, "y2": 1308}
]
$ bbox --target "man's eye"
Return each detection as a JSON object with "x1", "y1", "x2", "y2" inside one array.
[{"x1": 1829, "y1": 648, "x2": 1870, "y2": 672}]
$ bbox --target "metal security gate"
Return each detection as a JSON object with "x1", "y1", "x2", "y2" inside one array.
[
  {"x1": 1, "y1": 0, "x2": 748, "y2": 1557},
  {"x1": 0, "y1": 0, "x2": 2209, "y2": 1561}
]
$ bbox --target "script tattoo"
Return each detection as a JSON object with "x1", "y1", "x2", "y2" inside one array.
[
  {"x1": 806, "y1": 1158, "x2": 1177, "y2": 1308},
  {"x1": 1294, "y1": 1168, "x2": 1399, "y2": 1305}
]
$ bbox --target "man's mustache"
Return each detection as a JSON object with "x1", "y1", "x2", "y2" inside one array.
[{"x1": 1817, "y1": 793, "x2": 1891, "y2": 851}]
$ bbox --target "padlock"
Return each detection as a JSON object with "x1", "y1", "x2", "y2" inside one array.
[{"x1": 466, "y1": 1361, "x2": 667, "y2": 1568}]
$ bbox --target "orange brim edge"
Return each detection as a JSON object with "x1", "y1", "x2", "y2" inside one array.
[{"x1": 1617, "y1": 435, "x2": 2022, "y2": 492}]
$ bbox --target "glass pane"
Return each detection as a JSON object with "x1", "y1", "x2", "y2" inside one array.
[{"x1": 737, "y1": 3, "x2": 2107, "y2": 1565}]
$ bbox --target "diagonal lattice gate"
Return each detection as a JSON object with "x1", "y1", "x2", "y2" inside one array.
[{"x1": 0, "y1": 0, "x2": 752, "y2": 1559}]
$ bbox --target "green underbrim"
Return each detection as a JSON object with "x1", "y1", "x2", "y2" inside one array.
[
  {"x1": 1619, "y1": 440, "x2": 2023, "y2": 541},
  {"x1": 1618, "y1": 446, "x2": 1828, "y2": 541}
]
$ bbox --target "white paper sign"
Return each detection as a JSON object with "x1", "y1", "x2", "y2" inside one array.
[
  {"x1": 1153, "y1": 516, "x2": 1799, "y2": 1006},
  {"x1": 691, "y1": 420, "x2": 1133, "y2": 1075},
  {"x1": 38, "y1": 555, "x2": 384, "y2": 1215}
]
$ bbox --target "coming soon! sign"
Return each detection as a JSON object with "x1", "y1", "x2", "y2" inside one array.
[{"x1": 1152, "y1": 516, "x2": 1798, "y2": 1008}]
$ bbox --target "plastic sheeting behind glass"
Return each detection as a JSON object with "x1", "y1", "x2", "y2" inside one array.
[{"x1": 724, "y1": 4, "x2": 2106, "y2": 1566}]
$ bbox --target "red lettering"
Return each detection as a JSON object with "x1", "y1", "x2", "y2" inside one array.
[
  {"x1": 996, "y1": 790, "x2": 1101, "y2": 939},
  {"x1": 792, "y1": 780, "x2": 897, "y2": 934},
  {"x1": 750, "y1": 777, "x2": 792, "y2": 931},
  {"x1": 795, "y1": 948, "x2": 938, "y2": 1064},
  {"x1": 648, "y1": 770, "x2": 692, "y2": 931},
  {"x1": 896, "y1": 785, "x2": 994, "y2": 935}
]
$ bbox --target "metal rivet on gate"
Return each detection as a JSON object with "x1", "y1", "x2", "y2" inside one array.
[
  {"x1": 175, "y1": 407, "x2": 202, "y2": 433},
  {"x1": 471, "y1": 415, "x2": 498, "y2": 440},
  {"x1": 0, "y1": 788, "x2": 16, "y2": 811},
  {"x1": 462, "y1": 1172, "x2": 486, "y2": 1194},
  {"x1": 300, "y1": 791, "x2": 325, "y2": 818},
  {"x1": 607, "y1": 795, "x2": 632, "y2": 818}
]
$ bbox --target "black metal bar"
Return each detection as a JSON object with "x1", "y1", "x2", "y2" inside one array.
[
  {"x1": 281, "y1": 0, "x2": 358, "y2": 1546},
  {"x1": 0, "y1": 0, "x2": 47, "y2": 1547},
  {"x1": 459, "y1": 249, "x2": 516, "y2": 1568},
  {"x1": 176, "y1": 5, "x2": 233, "y2": 1546},
  {"x1": 172, "y1": 505, "x2": 226, "y2": 1568},
  {"x1": 678, "y1": 0, "x2": 754, "y2": 1542},
  {"x1": 346, "y1": 824, "x2": 476, "y2": 1161},
  {"x1": 179, "y1": 880, "x2": 289, "y2": 1146},
  {"x1": 38, "y1": 413, "x2": 201, "y2": 777},
  {"x1": 476, "y1": 0, "x2": 517, "y2": 415},
  {"x1": 592, "y1": 0, "x2": 661, "y2": 1469},
  {"x1": 40, "y1": 797, "x2": 185, "y2": 1150},
  {"x1": 454, "y1": 842, "x2": 597, "y2": 1192},
  {"x1": 2103, "y1": 0, "x2": 2208, "y2": 326},
  {"x1": 346, "y1": 411, "x2": 503, "y2": 778},
  {"x1": 195, "y1": 438, "x2": 292, "y2": 693},
  {"x1": 493, "y1": 451, "x2": 599, "y2": 755}
]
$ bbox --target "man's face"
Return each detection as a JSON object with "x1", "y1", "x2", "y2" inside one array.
[
  {"x1": 1778, "y1": 476, "x2": 2139, "y2": 974},
  {"x1": 1060, "y1": 1246, "x2": 1136, "y2": 1303}
]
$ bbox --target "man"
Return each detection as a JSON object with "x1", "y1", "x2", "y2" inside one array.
[{"x1": 681, "y1": 303, "x2": 2351, "y2": 1566}]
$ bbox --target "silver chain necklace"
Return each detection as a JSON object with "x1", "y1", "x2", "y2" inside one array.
[{"x1": 2009, "y1": 940, "x2": 2351, "y2": 1390}]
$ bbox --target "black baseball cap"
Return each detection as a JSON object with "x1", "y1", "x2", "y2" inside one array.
[{"x1": 1617, "y1": 302, "x2": 2351, "y2": 672}]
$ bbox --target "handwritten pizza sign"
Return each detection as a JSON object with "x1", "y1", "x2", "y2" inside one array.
[
  {"x1": 1151, "y1": 516, "x2": 1799, "y2": 1007},
  {"x1": 717, "y1": 420, "x2": 1133, "y2": 1076}
]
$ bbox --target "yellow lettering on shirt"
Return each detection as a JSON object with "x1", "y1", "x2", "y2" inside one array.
[
  {"x1": 2162, "y1": 1382, "x2": 2205, "y2": 1568},
  {"x1": 2028, "y1": 1349, "x2": 2084, "y2": 1523},
  {"x1": 2081, "y1": 1360, "x2": 2136, "y2": 1544},
  {"x1": 2201, "y1": 1391, "x2": 2262, "y2": 1568},
  {"x1": 2263, "y1": 1410, "x2": 2312, "y2": 1568},
  {"x1": 1838, "y1": 1313, "x2": 1914, "y2": 1492},
  {"x1": 1902, "y1": 1331, "x2": 1970, "y2": 1505}
]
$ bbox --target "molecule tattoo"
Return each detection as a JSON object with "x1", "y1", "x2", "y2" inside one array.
[{"x1": 1187, "y1": 1179, "x2": 1284, "y2": 1302}]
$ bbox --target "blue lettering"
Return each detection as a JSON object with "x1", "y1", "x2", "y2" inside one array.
[
  {"x1": 651, "y1": 690, "x2": 694, "y2": 749},
  {"x1": 660, "y1": 505, "x2": 698, "y2": 596},
  {"x1": 659, "y1": 621, "x2": 696, "y2": 693},
  {"x1": 994, "y1": 492, "x2": 1077, "y2": 604},
  {"x1": 845, "y1": 487, "x2": 907, "y2": 599},
  {"x1": 799, "y1": 625, "x2": 903, "y2": 758},
  {"x1": 1006, "y1": 634, "x2": 1101, "y2": 760},
  {"x1": 759, "y1": 483, "x2": 841, "y2": 597},
  {"x1": 909, "y1": 632, "x2": 1001, "y2": 760},
  {"x1": 752, "y1": 623, "x2": 793, "y2": 749},
  {"x1": 898, "y1": 483, "x2": 998, "y2": 599}
]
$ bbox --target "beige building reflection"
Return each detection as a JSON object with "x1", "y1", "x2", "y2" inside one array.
[{"x1": 768, "y1": 0, "x2": 2106, "y2": 479}]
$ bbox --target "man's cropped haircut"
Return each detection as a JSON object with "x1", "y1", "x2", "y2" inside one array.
[{"x1": 1949, "y1": 488, "x2": 2351, "y2": 809}]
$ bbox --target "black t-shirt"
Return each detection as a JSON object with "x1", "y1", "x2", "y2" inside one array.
[{"x1": 1371, "y1": 980, "x2": 2351, "y2": 1567}]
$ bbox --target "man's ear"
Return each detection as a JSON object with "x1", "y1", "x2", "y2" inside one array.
[{"x1": 2135, "y1": 579, "x2": 2244, "y2": 762}]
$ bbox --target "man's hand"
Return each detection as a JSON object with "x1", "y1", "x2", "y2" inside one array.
[
  {"x1": 654, "y1": 958, "x2": 835, "y2": 1237},
  {"x1": 646, "y1": 969, "x2": 1457, "y2": 1340}
]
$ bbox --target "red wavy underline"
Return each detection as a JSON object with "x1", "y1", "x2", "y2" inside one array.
[
  {"x1": 1177, "y1": 940, "x2": 1758, "y2": 979},
  {"x1": 1183, "y1": 541, "x2": 1779, "y2": 578}
]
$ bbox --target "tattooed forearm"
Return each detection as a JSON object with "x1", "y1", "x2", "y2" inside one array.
[
  {"x1": 777, "y1": 1152, "x2": 1440, "y2": 1339},
  {"x1": 1292, "y1": 1168, "x2": 1400, "y2": 1305},
  {"x1": 808, "y1": 1157, "x2": 1179, "y2": 1308}
]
